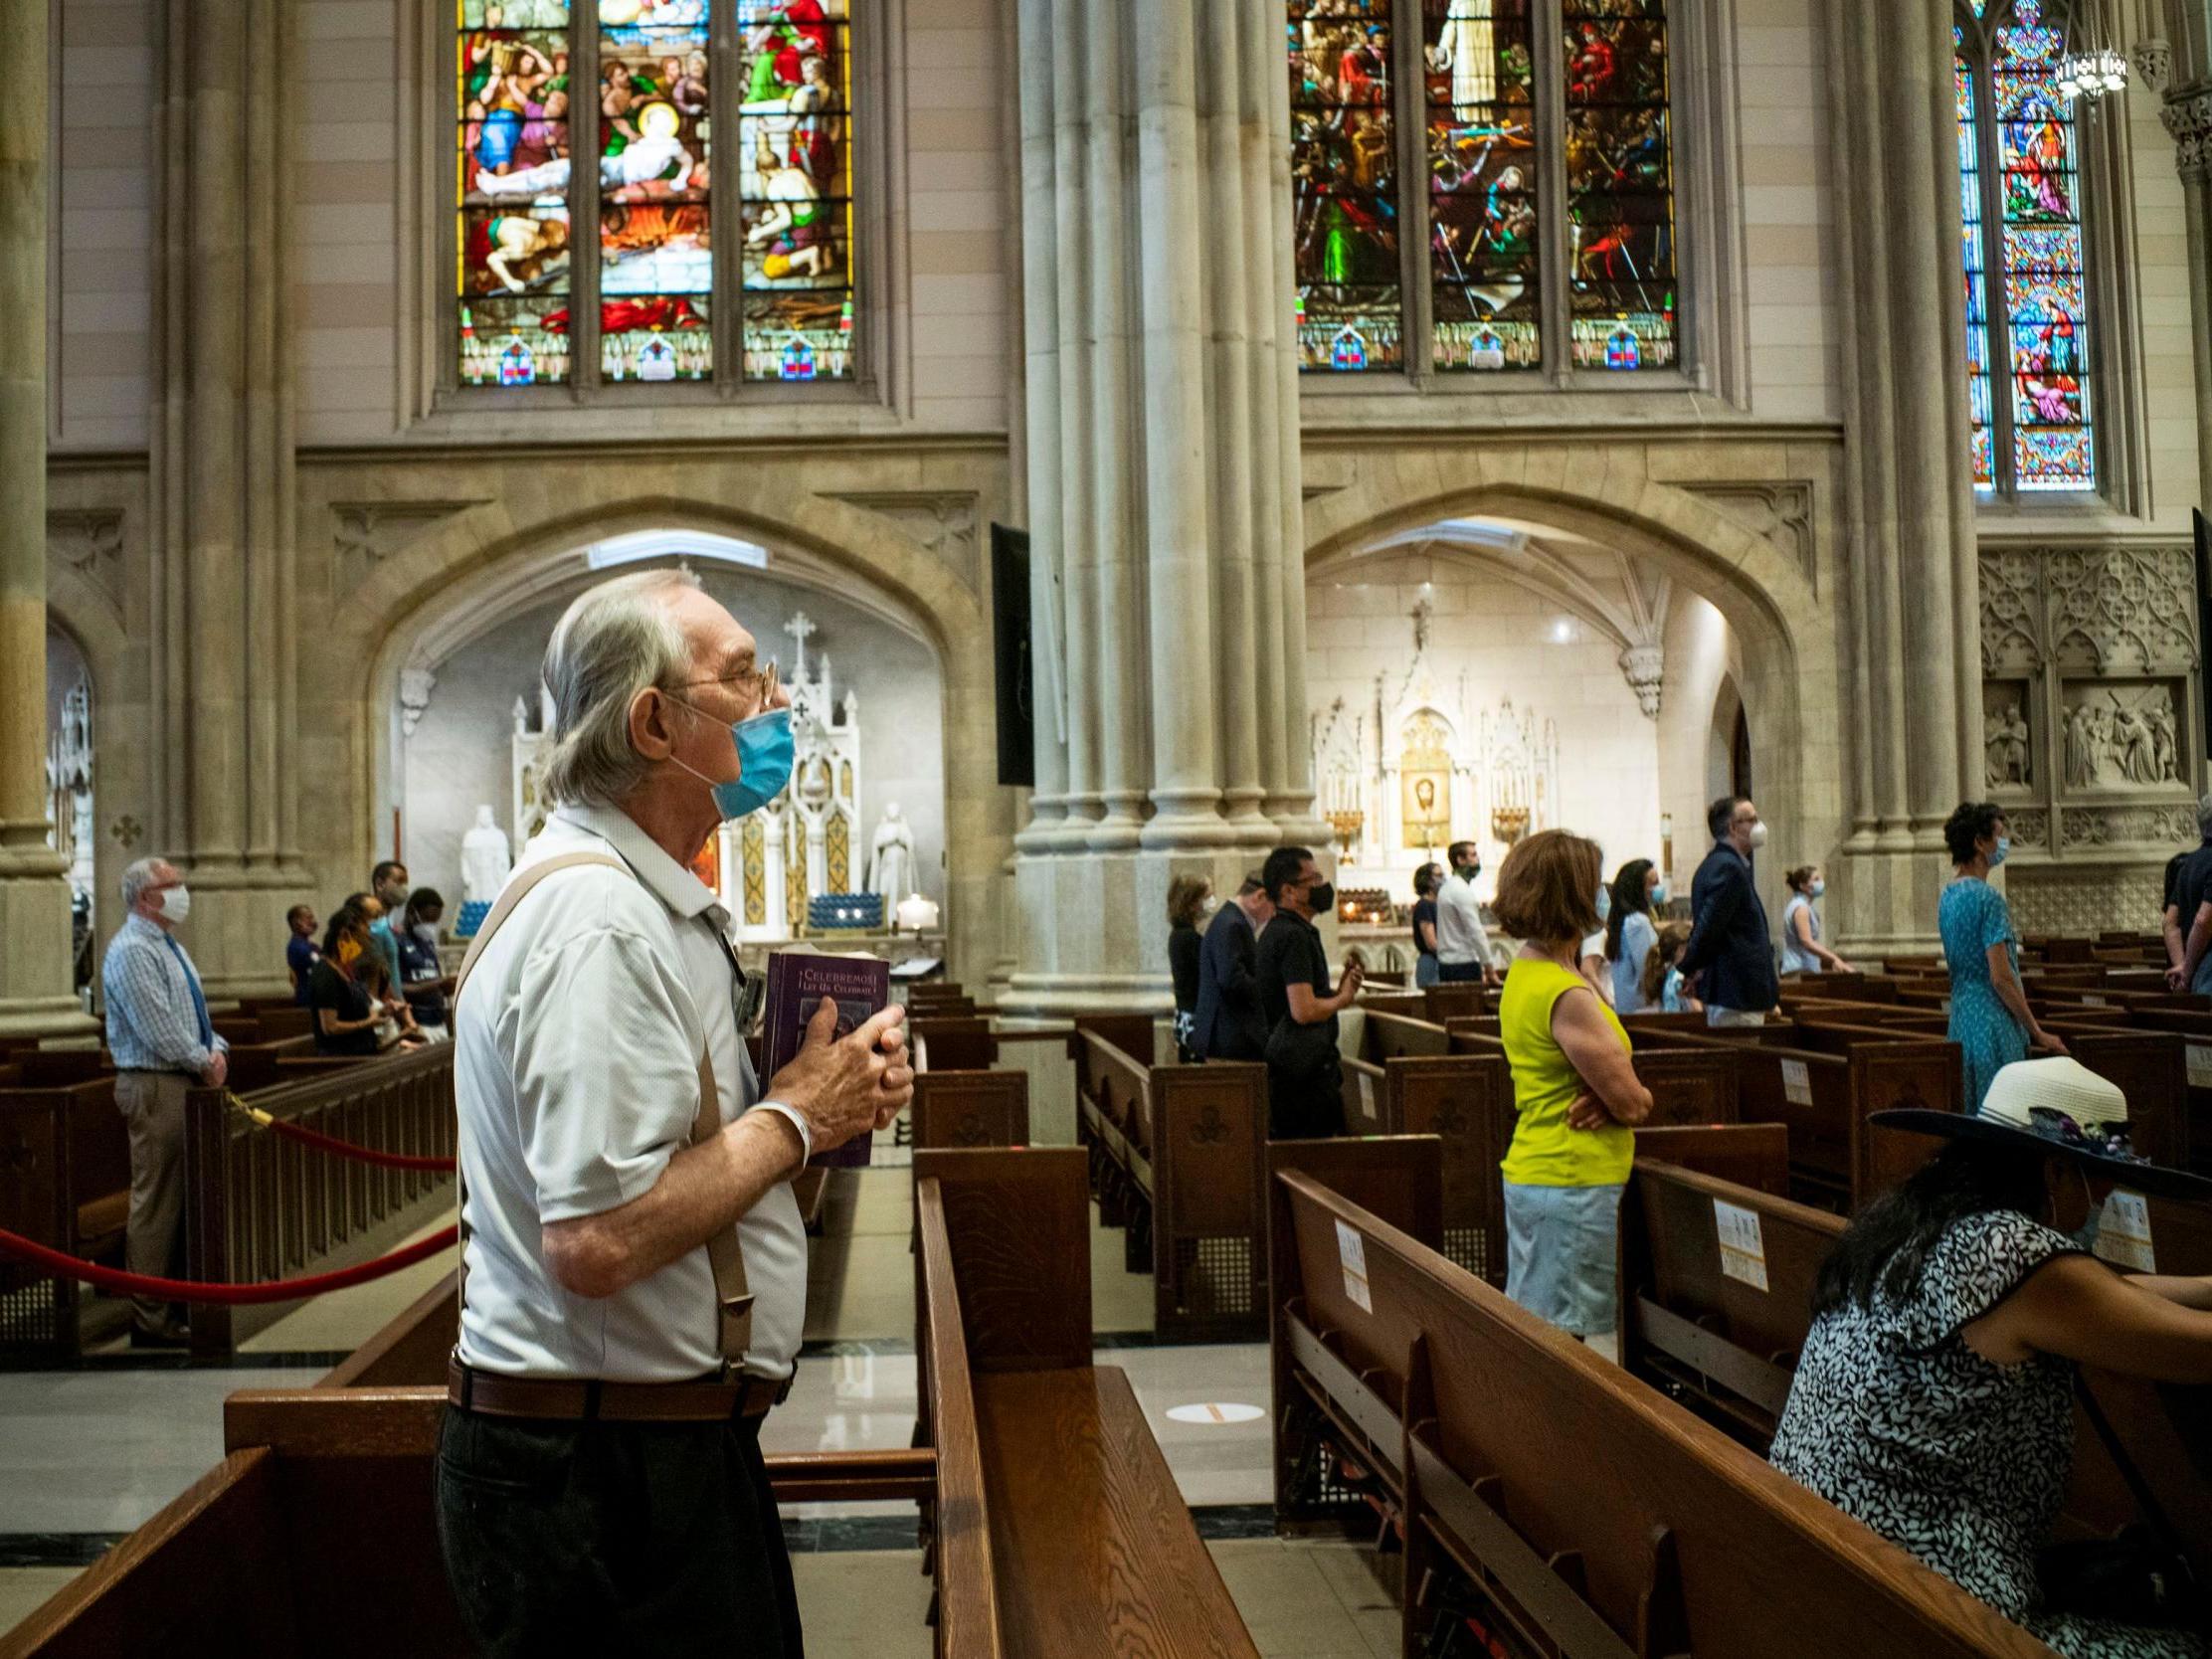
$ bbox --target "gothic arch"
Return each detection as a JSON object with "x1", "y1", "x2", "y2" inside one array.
[
  {"x1": 334, "y1": 482, "x2": 1005, "y2": 980},
  {"x1": 1303, "y1": 456, "x2": 1841, "y2": 905}
]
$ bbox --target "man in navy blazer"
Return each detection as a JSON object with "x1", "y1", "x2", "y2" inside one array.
[
  {"x1": 1680, "y1": 795, "x2": 1779, "y2": 1026},
  {"x1": 1192, "y1": 875, "x2": 1275, "y2": 1061}
]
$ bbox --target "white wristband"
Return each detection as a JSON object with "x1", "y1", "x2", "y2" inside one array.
[{"x1": 752, "y1": 1100, "x2": 813, "y2": 1167}]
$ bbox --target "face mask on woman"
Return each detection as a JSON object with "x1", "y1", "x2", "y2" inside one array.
[
  {"x1": 1989, "y1": 836, "x2": 2011, "y2": 868},
  {"x1": 1594, "y1": 886, "x2": 1612, "y2": 923},
  {"x1": 1650, "y1": 879, "x2": 1669, "y2": 907},
  {"x1": 1809, "y1": 879, "x2": 1825, "y2": 899}
]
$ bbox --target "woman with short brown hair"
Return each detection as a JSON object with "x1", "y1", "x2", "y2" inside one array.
[{"x1": 1492, "y1": 830, "x2": 1654, "y2": 1345}]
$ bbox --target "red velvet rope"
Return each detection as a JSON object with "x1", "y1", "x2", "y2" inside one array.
[
  {"x1": 0, "y1": 1224, "x2": 459, "y2": 1306},
  {"x1": 249, "y1": 1111, "x2": 457, "y2": 1172}
]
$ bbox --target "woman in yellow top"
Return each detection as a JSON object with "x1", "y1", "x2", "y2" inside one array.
[{"x1": 1491, "y1": 830, "x2": 1655, "y2": 1341}]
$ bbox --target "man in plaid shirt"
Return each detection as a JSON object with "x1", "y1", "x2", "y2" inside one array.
[{"x1": 99, "y1": 856, "x2": 228, "y2": 1347}]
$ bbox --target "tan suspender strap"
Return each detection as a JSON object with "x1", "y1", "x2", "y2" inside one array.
[{"x1": 453, "y1": 849, "x2": 754, "y2": 1367}]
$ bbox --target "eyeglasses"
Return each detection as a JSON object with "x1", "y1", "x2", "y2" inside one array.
[
  {"x1": 2026, "y1": 1105, "x2": 2141, "y2": 1163},
  {"x1": 673, "y1": 657, "x2": 780, "y2": 715}
]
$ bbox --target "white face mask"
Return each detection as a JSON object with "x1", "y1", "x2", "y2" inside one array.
[
  {"x1": 156, "y1": 885, "x2": 191, "y2": 924},
  {"x1": 1746, "y1": 821, "x2": 1768, "y2": 850}
]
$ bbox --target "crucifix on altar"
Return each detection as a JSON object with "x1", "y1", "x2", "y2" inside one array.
[{"x1": 783, "y1": 610, "x2": 816, "y2": 681}]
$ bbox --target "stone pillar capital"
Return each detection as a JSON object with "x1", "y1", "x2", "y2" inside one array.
[
  {"x1": 1617, "y1": 643, "x2": 1666, "y2": 720},
  {"x1": 2163, "y1": 83, "x2": 2212, "y2": 179}
]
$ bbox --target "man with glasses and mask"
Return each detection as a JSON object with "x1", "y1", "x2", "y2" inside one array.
[
  {"x1": 439, "y1": 569, "x2": 914, "y2": 1655},
  {"x1": 100, "y1": 856, "x2": 227, "y2": 1348},
  {"x1": 1254, "y1": 844, "x2": 1363, "y2": 1138},
  {"x1": 1680, "y1": 794, "x2": 1780, "y2": 1028}
]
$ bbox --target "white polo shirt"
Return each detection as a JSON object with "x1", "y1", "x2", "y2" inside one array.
[
  {"x1": 454, "y1": 804, "x2": 807, "y2": 1382},
  {"x1": 1435, "y1": 873, "x2": 1494, "y2": 968}
]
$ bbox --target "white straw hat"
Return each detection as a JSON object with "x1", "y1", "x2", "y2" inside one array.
[{"x1": 1978, "y1": 1056, "x2": 2126, "y2": 1134}]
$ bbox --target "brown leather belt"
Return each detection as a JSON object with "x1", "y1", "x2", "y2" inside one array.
[{"x1": 447, "y1": 1357, "x2": 790, "y2": 1422}]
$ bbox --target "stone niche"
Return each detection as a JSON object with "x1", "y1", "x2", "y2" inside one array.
[{"x1": 1979, "y1": 678, "x2": 2034, "y2": 795}]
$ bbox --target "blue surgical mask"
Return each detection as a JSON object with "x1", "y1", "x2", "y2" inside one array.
[
  {"x1": 1990, "y1": 836, "x2": 2010, "y2": 868},
  {"x1": 672, "y1": 704, "x2": 795, "y2": 821},
  {"x1": 1650, "y1": 880, "x2": 1669, "y2": 906},
  {"x1": 1809, "y1": 878, "x2": 1825, "y2": 899},
  {"x1": 1594, "y1": 887, "x2": 1611, "y2": 923}
]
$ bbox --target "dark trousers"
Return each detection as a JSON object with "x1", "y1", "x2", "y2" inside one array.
[
  {"x1": 1268, "y1": 1059, "x2": 1346, "y2": 1140},
  {"x1": 436, "y1": 1405, "x2": 801, "y2": 1659},
  {"x1": 1438, "y1": 961, "x2": 1485, "y2": 985}
]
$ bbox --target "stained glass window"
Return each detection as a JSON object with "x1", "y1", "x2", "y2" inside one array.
[
  {"x1": 1293, "y1": 0, "x2": 1678, "y2": 378},
  {"x1": 454, "y1": 0, "x2": 858, "y2": 391},
  {"x1": 458, "y1": 2, "x2": 574, "y2": 386},
  {"x1": 598, "y1": 6, "x2": 713, "y2": 380},
  {"x1": 1563, "y1": 0, "x2": 1675, "y2": 369},
  {"x1": 1290, "y1": 0, "x2": 1403, "y2": 373},
  {"x1": 737, "y1": 0, "x2": 854, "y2": 381},
  {"x1": 1955, "y1": 0, "x2": 2097, "y2": 494},
  {"x1": 1425, "y1": 1, "x2": 1540, "y2": 371}
]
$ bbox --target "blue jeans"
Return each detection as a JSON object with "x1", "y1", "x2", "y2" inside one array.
[
  {"x1": 1414, "y1": 955, "x2": 1441, "y2": 989},
  {"x1": 1502, "y1": 1180, "x2": 1625, "y2": 1337}
]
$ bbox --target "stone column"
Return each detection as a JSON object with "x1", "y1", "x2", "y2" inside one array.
[
  {"x1": 1008, "y1": 0, "x2": 1320, "y2": 1012},
  {"x1": 2163, "y1": 81, "x2": 2212, "y2": 511},
  {"x1": 146, "y1": 0, "x2": 306, "y2": 997},
  {"x1": 1822, "y1": 0, "x2": 1984, "y2": 954},
  {"x1": 0, "y1": 0, "x2": 88, "y2": 1034}
]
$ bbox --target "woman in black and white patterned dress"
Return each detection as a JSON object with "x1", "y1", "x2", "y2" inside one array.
[{"x1": 1771, "y1": 1135, "x2": 2212, "y2": 1659}]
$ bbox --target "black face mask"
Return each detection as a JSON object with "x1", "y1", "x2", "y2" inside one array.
[
  {"x1": 1456, "y1": 861, "x2": 1480, "y2": 881},
  {"x1": 1309, "y1": 881, "x2": 1336, "y2": 915}
]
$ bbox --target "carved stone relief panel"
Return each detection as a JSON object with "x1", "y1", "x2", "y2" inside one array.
[
  {"x1": 2004, "y1": 809, "x2": 2050, "y2": 852},
  {"x1": 2006, "y1": 865, "x2": 2164, "y2": 937},
  {"x1": 1980, "y1": 679, "x2": 2033, "y2": 793},
  {"x1": 1682, "y1": 482, "x2": 1817, "y2": 593},
  {"x1": 2046, "y1": 546, "x2": 2198, "y2": 675},
  {"x1": 332, "y1": 502, "x2": 481, "y2": 597},
  {"x1": 824, "y1": 491, "x2": 981, "y2": 594},
  {"x1": 2058, "y1": 804, "x2": 2197, "y2": 850},
  {"x1": 48, "y1": 509, "x2": 126, "y2": 620},
  {"x1": 2058, "y1": 680, "x2": 2185, "y2": 792},
  {"x1": 1977, "y1": 550, "x2": 2042, "y2": 676}
]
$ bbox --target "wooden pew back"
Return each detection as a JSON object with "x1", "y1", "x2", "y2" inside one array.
[
  {"x1": 912, "y1": 1014, "x2": 999, "y2": 1072},
  {"x1": 1274, "y1": 1172, "x2": 2059, "y2": 1659},
  {"x1": 911, "y1": 1069, "x2": 1030, "y2": 1150}
]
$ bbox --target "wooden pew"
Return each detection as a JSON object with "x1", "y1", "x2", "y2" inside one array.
[
  {"x1": 1633, "y1": 1121, "x2": 1792, "y2": 1197},
  {"x1": 1617, "y1": 1154, "x2": 2212, "y2": 1578},
  {"x1": 1068, "y1": 1021, "x2": 1269, "y2": 1338},
  {"x1": 1447, "y1": 1020, "x2": 1744, "y2": 1128},
  {"x1": 911, "y1": 1014, "x2": 999, "y2": 1071},
  {"x1": 911, "y1": 1068, "x2": 1029, "y2": 1150},
  {"x1": 914, "y1": 1147, "x2": 1261, "y2": 1656},
  {"x1": 1345, "y1": 1011, "x2": 1514, "y2": 1284},
  {"x1": 1270, "y1": 1168, "x2": 2065, "y2": 1658},
  {"x1": 0, "y1": 1073, "x2": 127, "y2": 1359},
  {"x1": 183, "y1": 1045, "x2": 459, "y2": 1358},
  {"x1": 1662, "y1": 1021, "x2": 1961, "y2": 1210}
]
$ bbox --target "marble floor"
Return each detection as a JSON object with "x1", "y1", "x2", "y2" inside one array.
[{"x1": 0, "y1": 1156, "x2": 1398, "y2": 1652}]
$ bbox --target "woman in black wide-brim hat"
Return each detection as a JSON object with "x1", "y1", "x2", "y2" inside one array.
[{"x1": 1770, "y1": 1057, "x2": 2212, "y2": 1658}]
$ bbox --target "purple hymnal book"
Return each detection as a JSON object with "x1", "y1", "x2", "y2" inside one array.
[{"x1": 760, "y1": 948, "x2": 890, "y2": 1169}]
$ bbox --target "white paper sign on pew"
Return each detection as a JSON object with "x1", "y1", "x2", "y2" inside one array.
[
  {"x1": 2188, "y1": 1043, "x2": 2212, "y2": 1089},
  {"x1": 1780, "y1": 1059, "x2": 1813, "y2": 1108},
  {"x1": 1335, "y1": 1220, "x2": 1373, "y2": 1312},
  {"x1": 1713, "y1": 1198, "x2": 1770, "y2": 1291},
  {"x1": 1356, "y1": 1069, "x2": 1379, "y2": 1130},
  {"x1": 2093, "y1": 1190, "x2": 2155, "y2": 1274}
]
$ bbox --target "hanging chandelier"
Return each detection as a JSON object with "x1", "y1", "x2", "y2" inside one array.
[{"x1": 2056, "y1": 0, "x2": 2128, "y2": 102}]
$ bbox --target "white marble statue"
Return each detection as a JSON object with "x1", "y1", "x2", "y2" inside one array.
[
  {"x1": 461, "y1": 805, "x2": 513, "y2": 906},
  {"x1": 867, "y1": 802, "x2": 917, "y2": 900}
]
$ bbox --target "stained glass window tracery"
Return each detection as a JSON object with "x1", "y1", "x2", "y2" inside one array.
[
  {"x1": 1954, "y1": 0, "x2": 2097, "y2": 494},
  {"x1": 454, "y1": 0, "x2": 858, "y2": 391},
  {"x1": 1294, "y1": 0, "x2": 1678, "y2": 378}
]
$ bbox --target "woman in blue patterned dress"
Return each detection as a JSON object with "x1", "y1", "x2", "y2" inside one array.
[{"x1": 1940, "y1": 802, "x2": 2066, "y2": 1113}]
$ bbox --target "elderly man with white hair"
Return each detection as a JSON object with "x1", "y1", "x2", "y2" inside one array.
[
  {"x1": 99, "y1": 855, "x2": 227, "y2": 1348},
  {"x1": 437, "y1": 568, "x2": 912, "y2": 1656}
]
